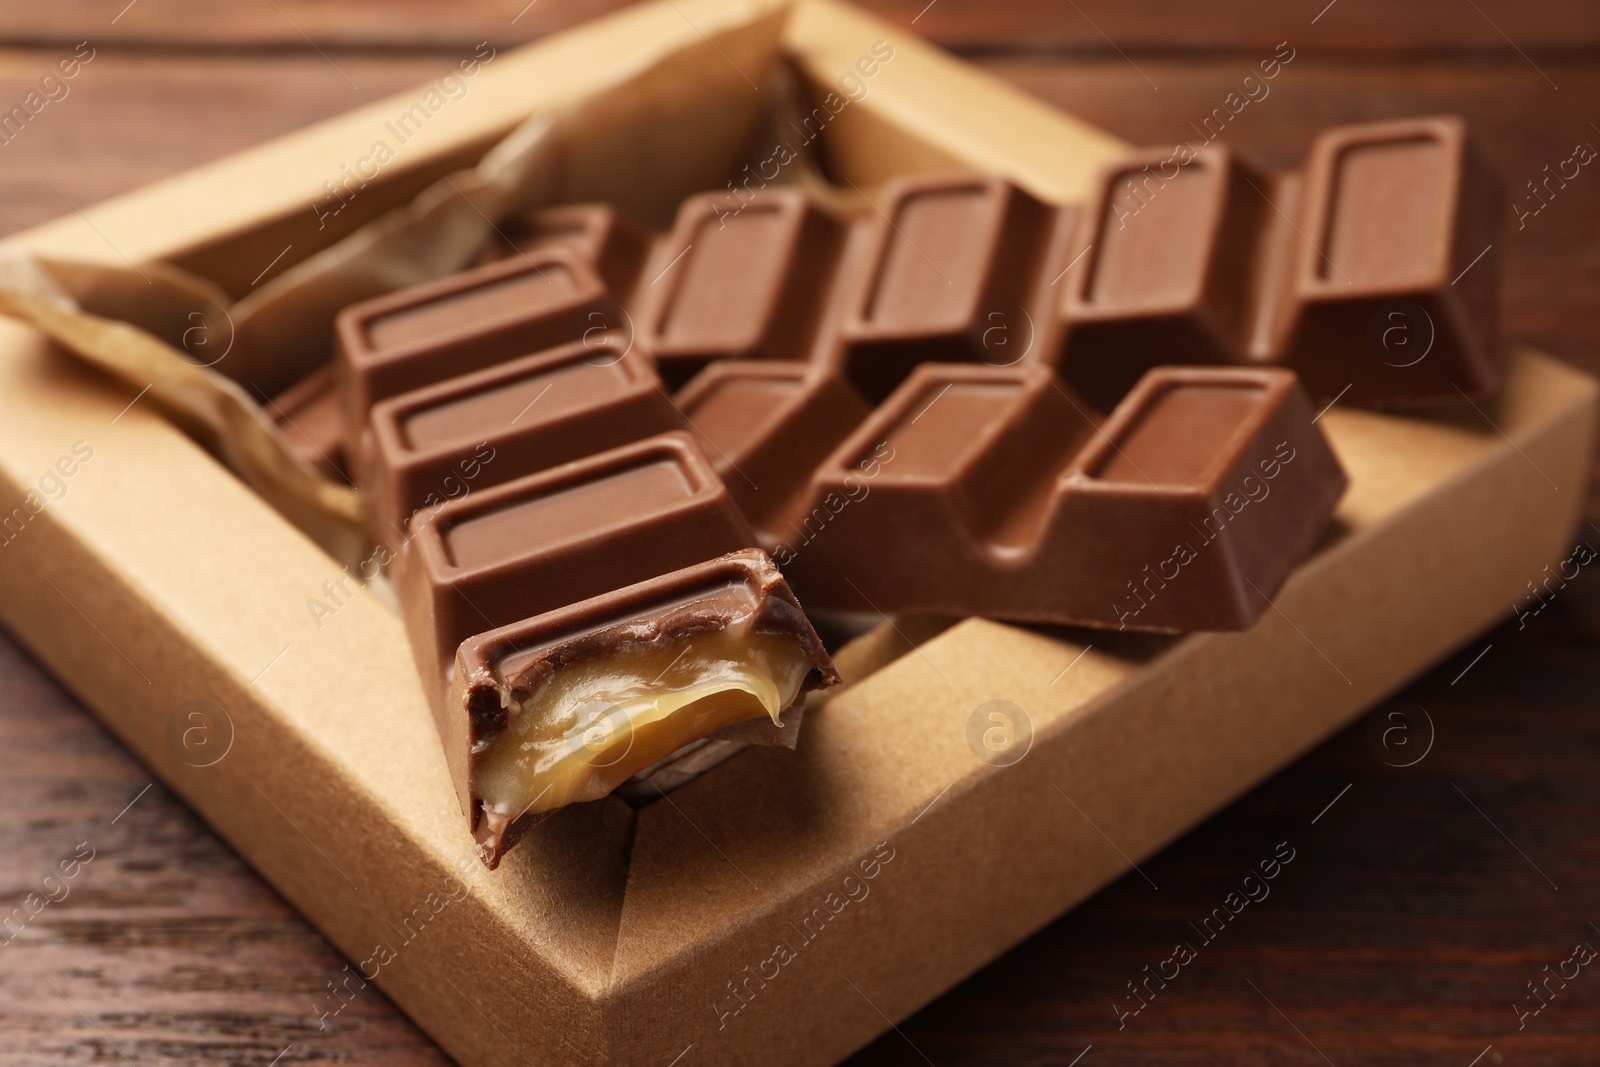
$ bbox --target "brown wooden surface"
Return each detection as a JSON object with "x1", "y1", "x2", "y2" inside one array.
[
  {"x1": 2, "y1": 3, "x2": 1599, "y2": 1064},
  {"x1": 4, "y1": 0, "x2": 1600, "y2": 53}
]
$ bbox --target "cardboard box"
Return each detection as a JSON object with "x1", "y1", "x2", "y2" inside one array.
[{"x1": 0, "y1": 1, "x2": 1593, "y2": 1064}]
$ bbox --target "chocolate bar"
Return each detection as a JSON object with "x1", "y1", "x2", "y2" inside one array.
[
  {"x1": 344, "y1": 172, "x2": 1361, "y2": 633},
  {"x1": 318, "y1": 117, "x2": 1494, "y2": 862},
  {"x1": 334, "y1": 114, "x2": 1497, "y2": 470},
  {"x1": 395, "y1": 432, "x2": 837, "y2": 865},
  {"x1": 771, "y1": 363, "x2": 1347, "y2": 630}
]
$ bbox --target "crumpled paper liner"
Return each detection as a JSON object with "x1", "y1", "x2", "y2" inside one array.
[
  {"x1": 0, "y1": 265, "x2": 370, "y2": 564},
  {"x1": 0, "y1": 0, "x2": 792, "y2": 566}
]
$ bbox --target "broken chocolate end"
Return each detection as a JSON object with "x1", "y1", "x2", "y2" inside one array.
[{"x1": 454, "y1": 549, "x2": 837, "y2": 868}]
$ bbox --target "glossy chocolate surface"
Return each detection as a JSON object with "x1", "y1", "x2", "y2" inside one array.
[
  {"x1": 362, "y1": 334, "x2": 679, "y2": 546},
  {"x1": 1057, "y1": 115, "x2": 1503, "y2": 408},
  {"x1": 335, "y1": 247, "x2": 619, "y2": 461},
  {"x1": 637, "y1": 187, "x2": 850, "y2": 389},
  {"x1": 396, "y1": 431, "x2": 756, "y2": 693},
  {"x1": 772, "y1": 362, "x2": 1346, "y2": 630},
  {"x1": 676, "y1": 360, "x2": 872, "y2": 530},
  {"x1": 1270, "y1": 116, "x2": 1502, "y2": 404},
  {"x1": 833, "y1": 174, "x2": 1076, "y2": 403}
]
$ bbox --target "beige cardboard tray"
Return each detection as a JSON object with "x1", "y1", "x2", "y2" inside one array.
[{"x1": 0, "y1": 1, "x2": 1594, "y2": 1064}]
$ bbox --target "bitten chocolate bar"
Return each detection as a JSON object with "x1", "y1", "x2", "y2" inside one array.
[
  {"x1": 453, "y1": 549, "x2": 831, "y2": 865},
  {"x1": 395, "y1": 433, "x2": 837, "y2": 866}
]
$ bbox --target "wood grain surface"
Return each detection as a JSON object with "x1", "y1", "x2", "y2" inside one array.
[{"x1": 2, "y1": 2, "x2": 1598, "y2": 1064}]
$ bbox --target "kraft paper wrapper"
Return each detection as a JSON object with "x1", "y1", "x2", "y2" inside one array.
[
  {"x1": 0, "y1": 0, "x2": 792, "y2": 566},
  {"x1": 0, "y1": 271, "x2": 369, "y2": 565}
]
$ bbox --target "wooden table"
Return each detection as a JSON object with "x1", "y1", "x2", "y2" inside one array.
[{"x1": 2, "y1": 3, "x2": 1597, "y2": 1063}]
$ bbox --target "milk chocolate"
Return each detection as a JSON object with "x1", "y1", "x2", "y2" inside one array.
[
  {"x1": 1057, "y1": 115, "x2": 1503, "y2": 408},
  {"x1": 774, "y1": 363, "x2": 1347, "y2": 630},
  {"x1": 475, "y1": 202, "x2": 655, "y2": 302},
  {"x1": 362, "y1": 334, "x2": 679, "y2": 545},
  {"x1": 395, "y1": 432, "x2": 836, "y2": 866},
  {"x1": 323, "y1": 121, "x2": 1501, "y2": 861},
  {"x1": 454, "y1": 549, "x2": 835, "y2": 866},
  {"x1": 1058, "y1": 144, "x2": 1268, "y2": 407},
  {"x1": 676, "y1": 361, "x2": 871, "y2": 530},
  {"x1": 637, "y1": 187, "x2": 850, "y2": 389},
  {"x1": 833, "y1": 174, "x2": 1077, "y2": 403},
  {"x1": 1268, "y1": 116, "x2": 1502, "y2": 404},
  {"x1": 357, "y1": 175, "x2": 1368, "y2": 632},
  {"x1": 335, "y1": 248, "x2": 621, "y2": 462},
  {"x1": 266, "y1": 364, "x2": 350, "y2": 484},
  {"x1": 396, "y1": 431, "x2": 754, "y2": 692}
]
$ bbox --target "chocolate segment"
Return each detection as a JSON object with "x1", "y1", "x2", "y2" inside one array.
[
  {"x1": 773, "y1": 363, "x2": 1092, "y2": 612},
  {"x1": 1057, "y1": 115, "x2": 1503, "y2": 408},
  {"x1": 1059, "y1": 366, "x2": 1346, "y2": 630},
  {"x1": 677, "y1": 361, "x2": 872, "y2": 533},
  {"x1": 397, "y1": 431, "x2": 756, "y2": 695},
  {"x1": 335, "y1": 248, "x2": 619, "y2": 461},
  {"x1": 394, "y1": 430, "x2": 838, "y2": 868},
  {"x1": 776, "y1": 363, "x2": 1346, "y2": 629},
  {"x1": 477, "y1": 202, "x2": 655, "y2": 301},
  {"x1": 453, "y1": 548, "x2": 837, "y2": 867},
  {"x1": 1271, "y1": 116, "x2": 1502, "y2": 404},
  {"x1": 1058, "y1": 145, "x2": 1270, "y2": 409},
  {"x1": 267, "y1": 364, "x2": 349, "y2": 484},
  {"x1": 362, "y1": 334, "x2": 679, "y2": 546},
  {"x1": 834, "y1": 174, "x2": 1075, "y2": 403},
  {"x1": 638, "y1": 188, "x2": 849, "y2": 389}
]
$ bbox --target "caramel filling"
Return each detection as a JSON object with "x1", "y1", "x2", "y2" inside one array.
[{"x1": 475, "y1": 629, "x2": 813, "y2": 826}]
